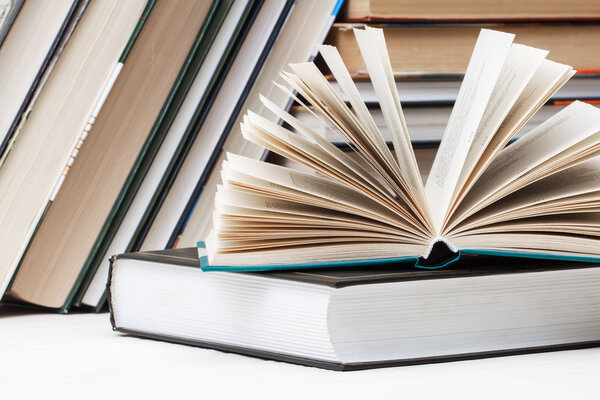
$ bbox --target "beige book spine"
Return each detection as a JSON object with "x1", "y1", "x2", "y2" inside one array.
[{"x1": 49, "y1": 62, "x2": 123, "y2": 201}]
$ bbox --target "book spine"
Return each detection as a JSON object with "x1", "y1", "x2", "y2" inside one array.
[
  {"x1": 80, "y1": 0, "x2": 260, "y2": 310},
  {"x1": 0, "y1": 0, "x2": 89, "y2": 166},
  {"x1": 165, "y1": 0, "x2": 298, "y2": 248},
  {"x1": 310, "y1": 0, "x2": 344, "y2": 60},
  {"x1": 48, "y1": 1, "x2": 155, "y2": 202},
  {"x1": 49, "y1": 63, "x2": 122, "y2": 201}
]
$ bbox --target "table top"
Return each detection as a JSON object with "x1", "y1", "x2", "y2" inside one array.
[{"x1": 2, "y1": 307, "x2": 600, "y2": 399}]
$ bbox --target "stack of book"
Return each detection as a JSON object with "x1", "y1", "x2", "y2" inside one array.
[
  {"x1": 0, "y1": 0, "x2": 343, "y2": 312},
  {"x1": 296, "y1": 0, "x2": 600, "y2": 180},
  {"x1": 109, "y1": 27, "x2": 600, "y2": 370},
  {"x1": 3, "y1": 0, "x2": 600, "y2": 373}
]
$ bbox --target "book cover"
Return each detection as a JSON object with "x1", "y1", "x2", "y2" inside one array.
[{"x1": 109, "y1": 247, "x2": 600, "y2": 371}]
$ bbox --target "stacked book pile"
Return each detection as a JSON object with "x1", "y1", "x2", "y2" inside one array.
[
  {"x1": 0, "y1": 0, "x2": 342, "y2": 312},
  {"x1": 110, "y1": 25, "x2": 600, "y2": 370},
  {"x1": 290, "y1": 0, "x2": 600, "y2": 182},
  {"x1": 3, "y1": 0, "x2": 600, "y2": 373}
]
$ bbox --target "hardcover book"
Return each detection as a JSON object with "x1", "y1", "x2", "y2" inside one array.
[
  {"x1": 327, "y1": 23, "x2": 600, "y2": 75},
  {"x1": 339, "y1": 0, "x2": 600, "y2": 22},
  {"x1": 109, "y1": 247, "x2": 600, "y2": 370},
  {"x1": 202, "y1": 27, "x2": 600, "y2": 271}
]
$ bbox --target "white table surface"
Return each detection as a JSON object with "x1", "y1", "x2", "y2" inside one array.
[{"x1": 2, "y1": 307, "x2": 600, "y2": 400}]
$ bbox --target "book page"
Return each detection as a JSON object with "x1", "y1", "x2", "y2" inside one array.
[
  {"x1": 243, "y1": 104, "x2": 426, "y2": 226},
  {"x1": 242, "y1": 109, "x2": 399, "y2": 207},
  {"x1": 458, "y1": 213, "x2": 600, "y2": 237},
  {"x1": 463, "y1": 193, "x2": 600, "y2": 229},
  {"x1": 207, "y1": 228, "x2": 428, "y2": 265},
  {"x1": 223, "y1": 154, "x2": 429, "y2": 236},
  {"x1": 240, "y1": 122, "x2": 412, "y2": 220},
  {"x1": 277, "y1": 70, "x2": 409, "y2": 199},
  {"x1": 267, "y1": 70, "x2": 429, "y2": 227},
  {"x1": 450, "y1": 59, "x2": 574, "y2": 216},
  {"x1": 280, "y1": 67, "x2": 388, "y2": 173},
  {"x1": 452, "y1": 101, "x2": 600, "y2": 227},
  {"x1": 216, "y1": 185, "x2": 414, "y2": 237},
  {"x1": 260, "y1": 94, "x2": 396, "y2": 197},
  {"x1": 450, "y1": 233, "x2": 600, "y2": 258},
  {"x1": 318, "y1": 45, "x2": 387, "y2": 156},
  {"x1": 450, "y1": 44, "x2": 548, "y2": 210},
  {"x1": 353, "y1": 27, "x2": 427, "y2": 209},
  {"x1": 453, "y1": 157, "x2": 600, "y2": 233},
  {"x1": 425, "y1": 29, "x2": 514, "y2": 233}
]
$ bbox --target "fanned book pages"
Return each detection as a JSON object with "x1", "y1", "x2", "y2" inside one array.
[{"x1": 202, "y1": 27, "x2": 600, "y2": 271}]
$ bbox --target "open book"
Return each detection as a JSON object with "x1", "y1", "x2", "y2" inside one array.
[{"x1": 202, "y1": 28, "x2": 600, "y2": 270}]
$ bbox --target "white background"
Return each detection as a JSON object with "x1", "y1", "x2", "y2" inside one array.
[{"x1": 2, "y1": 309, "x2": 600, "y2": 399}]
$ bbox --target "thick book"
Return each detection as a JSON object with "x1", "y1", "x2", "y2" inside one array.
[
  {"x1": 327, "y1": 23, "x2": 600, "y2": 75},
  {"x1": 109, "y1": 247, "x2": 600, "y2": 371},
  {"x1": 201, "y1": 27, "x2": 600, "y2": 271},
  {"x1": 339, "y1": 0, "x2": 600, "y2": 22}
]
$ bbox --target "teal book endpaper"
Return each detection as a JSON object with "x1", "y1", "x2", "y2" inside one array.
[{"x1": 197, "y1": 240, "x2": 600, "y2": 272}]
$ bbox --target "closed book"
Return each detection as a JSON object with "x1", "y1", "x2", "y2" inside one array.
[
  {"x1": 327, "y1": 23, "x2": 600, "y2": 74},
  {"x1": 134, "y1": 0, "x2": 299, "y2": 251},
  {"x1": 339, "y1": 0, "x2": 600, "y2": 22},
  {"x1": 109, "y1": 247, "x2": 600, "y2": 371}
]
